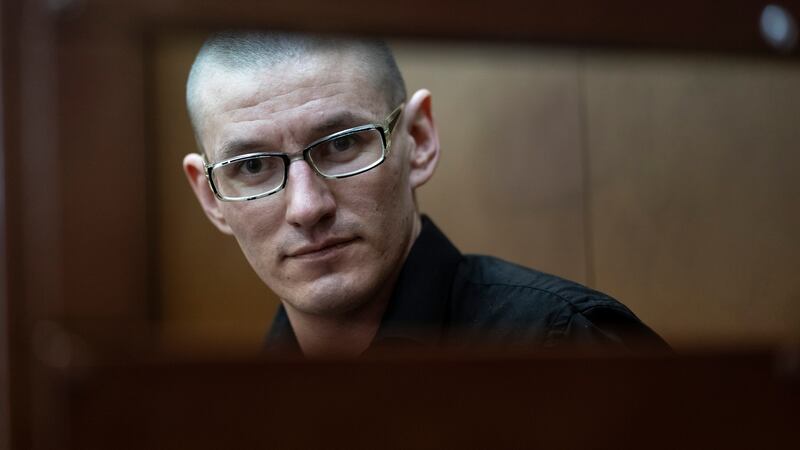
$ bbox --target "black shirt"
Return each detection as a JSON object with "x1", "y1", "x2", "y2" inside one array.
[{"x1": 265, "y1": 216, "x2": 670, "y2": 356}]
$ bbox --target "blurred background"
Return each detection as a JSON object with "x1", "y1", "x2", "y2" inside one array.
[
  {"x1": 4, "y1": 1, "x2": 800, "y2": 448},
  {"x1": 155, "y1": 34, "x2": 800, "y2": 353}
]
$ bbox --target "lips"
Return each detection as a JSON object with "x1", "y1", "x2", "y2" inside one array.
[{"x1": 286, "y1": 237, "x2": 358, "y2": 259}]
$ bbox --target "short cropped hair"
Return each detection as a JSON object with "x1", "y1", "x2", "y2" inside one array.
[{"x1": 186, "y1": 31, "x2": 407, "y2": 152}]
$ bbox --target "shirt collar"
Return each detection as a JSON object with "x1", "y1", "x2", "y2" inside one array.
[
  {"x1": 264, "y1": 215, "x2": 463, "y2": 355},
  {"x1": 371, "y1": 215, "x2": 463, "y2": 346},
  {"x1": 263, "y1": 305, "x2": 301, "y2": 356}
]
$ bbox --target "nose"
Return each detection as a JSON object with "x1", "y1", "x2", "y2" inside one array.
[{"x1": 283, "y1": 158, "x2": 337, "y2": 230}]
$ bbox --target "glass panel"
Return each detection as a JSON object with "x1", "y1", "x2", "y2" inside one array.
[{"x1": 153, "y1": 34, "x2": 800, "y2": 351}]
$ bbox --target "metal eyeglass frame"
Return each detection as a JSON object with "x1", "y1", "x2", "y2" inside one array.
[{"x1": 204, "y1": 103, "x2": 405, "y2": 202}]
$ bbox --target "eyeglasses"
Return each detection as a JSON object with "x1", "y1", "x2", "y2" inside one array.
[{"x1": 205, "y1": 104, "x2": 404, "y2": 202}]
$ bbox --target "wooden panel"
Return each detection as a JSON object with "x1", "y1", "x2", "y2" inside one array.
[
  {"x1": 63, "y1": 352, "x2": 800, "y2": 449},
  {"x1": 4, "y1": 0, "x2": 67, "y2": 448},
  {"x1": 57, "y1": 19, "x2": 150, "y2": 323},
  {"x1": 1, "y1": 0, "x2": 9, "y2": 445},
  {"x1": 92, "y1": 0, "x2": 800, "y2": 56},
  {"x1": 151, "y1": 32, "x2": 277, "y2": 352},
  {"x1": 1, "y1": 0, "x2": 13, "y2": 447},
  {"x1": 396, "y1": 42, "x2": 588, "y2": 282},
  {"x1": 584, "y1": 53, "x2": 800, "y2": 346}
]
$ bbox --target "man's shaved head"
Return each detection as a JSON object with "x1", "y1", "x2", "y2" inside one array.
[
  {"x1": 181, "y1": 29, "x2": 441, "y2": 357},
  {"x1": 186, "y1": 31, "x2": 407, "y2": 152}
]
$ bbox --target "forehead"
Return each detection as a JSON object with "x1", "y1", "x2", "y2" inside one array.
[{"x1": 196, "y1": 52, "x2": 386, "y2": 158}]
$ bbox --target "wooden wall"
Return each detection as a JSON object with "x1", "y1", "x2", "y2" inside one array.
[
  {"x1": 153, "y1": 34, "x2": 277, "y2": 353},
  {"x1": 5, "y1": 1, "x2": 800, "y2": 448},
  {"x1": 584, "y1": 53, "x2": 800, "y2": 345},
  {"x1": 153, "y1": 35, "x2": 800, "y2": 351}
]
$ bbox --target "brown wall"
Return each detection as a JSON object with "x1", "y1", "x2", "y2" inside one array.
[
  {"x1": 5, "y1": 3, "x2": 799, "y2": 447},
  {"x1": 154, "y1": 35, "x2": 800, "y2": 351},
  {"x1": 153, "y1": 34, "x2": 278, "y2": 353}
]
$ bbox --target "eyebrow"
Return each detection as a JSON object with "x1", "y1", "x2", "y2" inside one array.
[
  {"x1": 310, "y1": 111, "x2": 373, "y2": 136},
  {"x1": 215, "y1": 111, "x2": 378, "y2": 161},
  {"x1": 216, "y1": 139, "x2": 269, "y2": 161}
]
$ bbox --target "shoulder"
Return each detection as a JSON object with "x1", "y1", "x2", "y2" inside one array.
[
  {"x1": 449, "y1": 255, "x2": 670, "y2": 352},
  {"x1": 454, "y1": 254, "x2": 624, "y2": 318}
]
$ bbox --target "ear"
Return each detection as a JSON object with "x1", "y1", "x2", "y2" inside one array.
[
  {"x1": 182, "y1": 153, "x2": 234, "y2": 235},
  {"x1": 403, "y1": 89, "x2": 440, "y2": 189}
]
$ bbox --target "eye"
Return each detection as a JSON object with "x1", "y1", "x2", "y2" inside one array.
[
  {"x1": 330, "y1": 135, "x2": 355, "y2": 152},
  {"x1": 241, "y1": 158, "x2": 263, "y2": 174},
  {"x1": 230, "y1": 156, "x2": 279, "y2": 179}
]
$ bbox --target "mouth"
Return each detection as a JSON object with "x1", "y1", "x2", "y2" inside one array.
[{"x1": 286, "y1": 237, "x2": 358, "y2": 260}]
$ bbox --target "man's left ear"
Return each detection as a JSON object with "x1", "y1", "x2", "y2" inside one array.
[{"x1": 403, "y1": 89, "x2": 440, "y2": 189}]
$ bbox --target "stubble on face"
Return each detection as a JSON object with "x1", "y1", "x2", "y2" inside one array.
[{"x1": 197, "y1": 52, "x2": 418, "y2": 319}]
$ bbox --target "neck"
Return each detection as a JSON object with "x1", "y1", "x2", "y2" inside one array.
[
  {"x1": 283, "y1": 288, "x2": 389, "y2": 359},
  {"x1": 284, "y1": 213, "x2": 423, "y2": 359}
]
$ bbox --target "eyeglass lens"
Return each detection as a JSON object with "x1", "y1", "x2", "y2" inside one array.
[{"x1": 308, "y1": 128, "x2": 383, "y2": 177}]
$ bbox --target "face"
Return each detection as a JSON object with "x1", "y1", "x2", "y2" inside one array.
[{"x1": 186, "y1": 51, "x2": 433, "y2": 317}]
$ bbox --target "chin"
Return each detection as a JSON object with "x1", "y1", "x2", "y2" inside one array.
[{"x1": 282, "y1": 273, "x2": 379, "y2": 316}]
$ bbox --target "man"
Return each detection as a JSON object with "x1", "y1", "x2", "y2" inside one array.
[{"x1": 183, "y1": 31, "x2": 669, "y2": 358}]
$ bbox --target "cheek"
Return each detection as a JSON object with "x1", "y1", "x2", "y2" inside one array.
[
  {"x1": 221, "y1": 203, "x2": 283, "y2": 260},
  {"x1": 223, "y1": 202, "x2": 270, "y2": 233},
  {"x1": 348, "y1": 153, "x2": 415, "y2": 242}
]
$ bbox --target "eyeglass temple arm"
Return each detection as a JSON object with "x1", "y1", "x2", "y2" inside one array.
[
  {"x1": 386, "y1": 104, "x2": 404, "y2": 134},
  {"x1": 383, "y1": 103, "x2": 404, "y2": 153}
]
